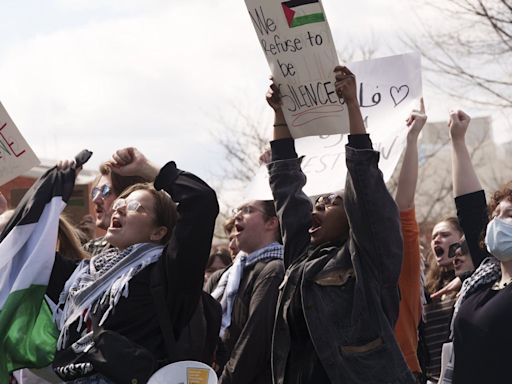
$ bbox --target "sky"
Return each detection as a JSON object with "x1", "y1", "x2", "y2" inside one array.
[{"x1": 0, "y1": 0, "x2": 509, "y2": 198}]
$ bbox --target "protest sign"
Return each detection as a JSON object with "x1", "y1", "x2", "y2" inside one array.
[
  {"x1": 148, "y1": 361, "x2": 217, "y2": 384},
  {"x1": 246, "y1": 52, "x2": 423, "y2": 200},
  {"x1": 0, "y1": 102, "x2": 39, "y2": 186},
  {"x1": 245, "y1": 0, "x2": 349, "y2": 137}
]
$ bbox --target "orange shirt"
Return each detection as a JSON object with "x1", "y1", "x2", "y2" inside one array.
[{"x1": 395, "y1": 208, "x2": 422, "y2": 373}]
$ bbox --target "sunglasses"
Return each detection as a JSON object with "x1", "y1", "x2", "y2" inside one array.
[
  {"x1": 448, "y1": 240, "x2": 469, "y2": 258},
  {"x1": 112, "y1": 198, "x2": 145, "y2": 213},
  {"x1": 91, "y1": 184, "x2": 112, "y2": 200},
  {"x1": 315, "y1": 193, "x2": 343, "y2": 207}
]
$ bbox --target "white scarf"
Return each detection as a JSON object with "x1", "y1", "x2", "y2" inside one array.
[
  {"x1": 56, "y1": 242, "x2": 164, "y2": 349},
  {"x1": 211, "y1": 242, "x2": 283, "y2": 337}
]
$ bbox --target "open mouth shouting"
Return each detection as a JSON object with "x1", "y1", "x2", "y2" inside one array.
[
  {"x1": 235, "y1": 222, "x2": 244, "y2": 236},
  {"x1": 309, "y1": 215, "x2": 322, "y2": 235},
  {"x1": 109, "y1": 216, "x2": 123, "y2": 230}
]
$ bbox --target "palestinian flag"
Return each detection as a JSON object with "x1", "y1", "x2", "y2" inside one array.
[
  {"x1": 281, "y1": 0, "x2": 326, "y2": 28},
  {"x1": 0, "y1": 150, "x2": 91, "y2": 381}
]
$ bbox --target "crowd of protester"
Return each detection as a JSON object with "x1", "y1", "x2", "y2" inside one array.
[{"x1": 1, "y1": 66, "x2": 511, "y2": 384}]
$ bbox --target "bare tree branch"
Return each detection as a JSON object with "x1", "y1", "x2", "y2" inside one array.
[{"x1": 405, "y1": 0, "x2": 512, "y2": 109}]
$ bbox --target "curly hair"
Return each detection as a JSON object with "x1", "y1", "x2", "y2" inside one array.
[{"x1": 489, "y1": 181, "x2": 512, "y2": 216}]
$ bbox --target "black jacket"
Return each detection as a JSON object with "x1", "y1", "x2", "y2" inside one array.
[
  {"x1": 455, "y1": 190, "x2": 491, "y2": 270},
  {"x1": 54, "y1": 162, "x2": 219, "y2": 364},
  {"x1": 268, "y1": 136, "x2": 415, "y2": 384}
]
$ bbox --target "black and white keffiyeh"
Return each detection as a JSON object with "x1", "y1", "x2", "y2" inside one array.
[
  {"x1": 439, "y1": 257, "x2": 501, "y2": 384},
  {"x1": 451, "y1": 256, "x2": 501, "y2": 331},
  {"x1": 211, "y1": 242, "x2": 283, "y2": 337},
  {"x1": 56, "y1": 242, "x2": 164, "y2": 349}
]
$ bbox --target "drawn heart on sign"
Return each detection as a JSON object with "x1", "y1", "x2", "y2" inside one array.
[{"x1": 390, "y1": 85, "x2": 409, "y2": 107}]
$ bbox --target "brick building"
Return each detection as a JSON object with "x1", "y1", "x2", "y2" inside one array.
[{"x1": 0, "y1": 159, "x2": 99, "y2": 228}]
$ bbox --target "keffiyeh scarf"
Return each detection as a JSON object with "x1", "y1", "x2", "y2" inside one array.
[
  {"x1": 451, "y1": 256, "x2": 501, "y2": 332},
  {"x1": 56, "y1": 242, "x2": 164, "y2": 349},
  {"x1": 211, "y1": 242, "x2": 283, "y2": 337}
]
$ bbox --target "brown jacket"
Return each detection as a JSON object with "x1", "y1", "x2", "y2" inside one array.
[{"x1": 206, "y1": 258, "x2": 284, "y2": 384}]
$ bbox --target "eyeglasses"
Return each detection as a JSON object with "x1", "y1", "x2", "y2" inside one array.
[
  {"x1": 91, "y1": 184, "x2": 112, "y2": 200},
  {"x1": 448, "y1": 240, "x2": 469, "y2": 258},
  {"x1": 315, "y1": 193, "x2": 343, "y2": 208},
  {"x1": 232, "y1": 205, "x2": 267, "y2": 217},
  {"x1": 112, "y1": 198, "x2": 145, "y2": 213}
]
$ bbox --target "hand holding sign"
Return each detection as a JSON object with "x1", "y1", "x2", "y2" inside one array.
[
  {"x1": 246, "y1": 52, "x2": 423, "y2": 200},
  {"x1": 334, "y1": 65, "x2": 366, "y2": 136},
  {"x1": 246, "y1": 0, "x2": 348, "y2": 137},
  {"x1": 267, "y1": 81, "x2": 293, "y2": 140},
  {"x1": 334, "y1": 66, "x2": 357, "y2": 104},
  {"x1": 266, "y1": 81, "x2": 284, "y2": 112}
]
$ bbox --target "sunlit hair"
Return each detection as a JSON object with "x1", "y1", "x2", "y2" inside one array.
[
  {"x1": 118, "y1": 183, "x2": 177, "y2": 245},
  {"x1": 99, "y1": 163, "x2": 151, "y2": 197},
  {"x1": 438, "y1": 217, "x2": 463, "y2": 235},
  {"x1": 425, "y1": 216, "x2": 462, "y2": 295},
  {"x1": 58, "y1": 215, "x2": 90, "y2": 261}
]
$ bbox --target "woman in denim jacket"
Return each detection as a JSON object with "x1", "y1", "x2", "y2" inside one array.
[{"x1": 265, "y1": 67, "x2": 415, "y2": 384}]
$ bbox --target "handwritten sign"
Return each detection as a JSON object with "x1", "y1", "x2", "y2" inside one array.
[
  {"x1": 0, "y1": 102, "x2": 40, "y2": 186},
  {"x1": 246, "y1": 52, "x2": 422, "y2": 199},
  {"x1": 245, "y1": 0, "x2": 349, "y2": 137}
]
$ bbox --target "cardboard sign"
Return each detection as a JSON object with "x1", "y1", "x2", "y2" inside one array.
[
  {"x1": 245, "y1": 0, "x2": 349, "y2": 137},
  {"x1": 0, "y1": 102, "x2": 39, "y2": 186},
  {"x1": 246, "y1": 52, "x2": 423, "y2": 200}
]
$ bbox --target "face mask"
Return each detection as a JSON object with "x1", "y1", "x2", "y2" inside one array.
[{"x1": 485, "y1": 217, "x2": 512, "y2": 262}]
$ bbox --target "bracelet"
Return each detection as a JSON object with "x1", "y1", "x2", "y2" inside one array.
[{"x1": 273, "y1": 123, "x2": 288, "y2": 127}]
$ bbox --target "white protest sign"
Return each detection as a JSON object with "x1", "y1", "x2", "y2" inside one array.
[
  {"x1": 147, "y1": 361, "x2": 217, "y2": 384},
  {"x1": 245, "y1": 0, "x2": 349, "y2": 137},
  {"x1": 246, "y1": 52, "x2": 422, "y2": 200},
  {"x1": 0, "y1": 102, "x2": 40, "y2": 186}
]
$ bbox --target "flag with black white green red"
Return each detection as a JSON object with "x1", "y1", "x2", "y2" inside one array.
[
  {"x1": 281, "y1": 0, "x2": 325, "y2": 28},
  {"x1": 0, "y1": 150, "x2": 91, "y2": 382}
]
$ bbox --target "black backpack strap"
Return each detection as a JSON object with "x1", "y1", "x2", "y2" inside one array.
[{"x1": 150, "y1": 263, "x2": 178, "y2": 363}]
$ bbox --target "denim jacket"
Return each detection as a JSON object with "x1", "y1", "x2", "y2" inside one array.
[{"x1": 268, "y1": 136, "x2": 414, "y2": 384}]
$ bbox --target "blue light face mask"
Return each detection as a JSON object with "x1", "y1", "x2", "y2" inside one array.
[{"x1": 485, "y1": 217, "x2": 512, "y2": 262}]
